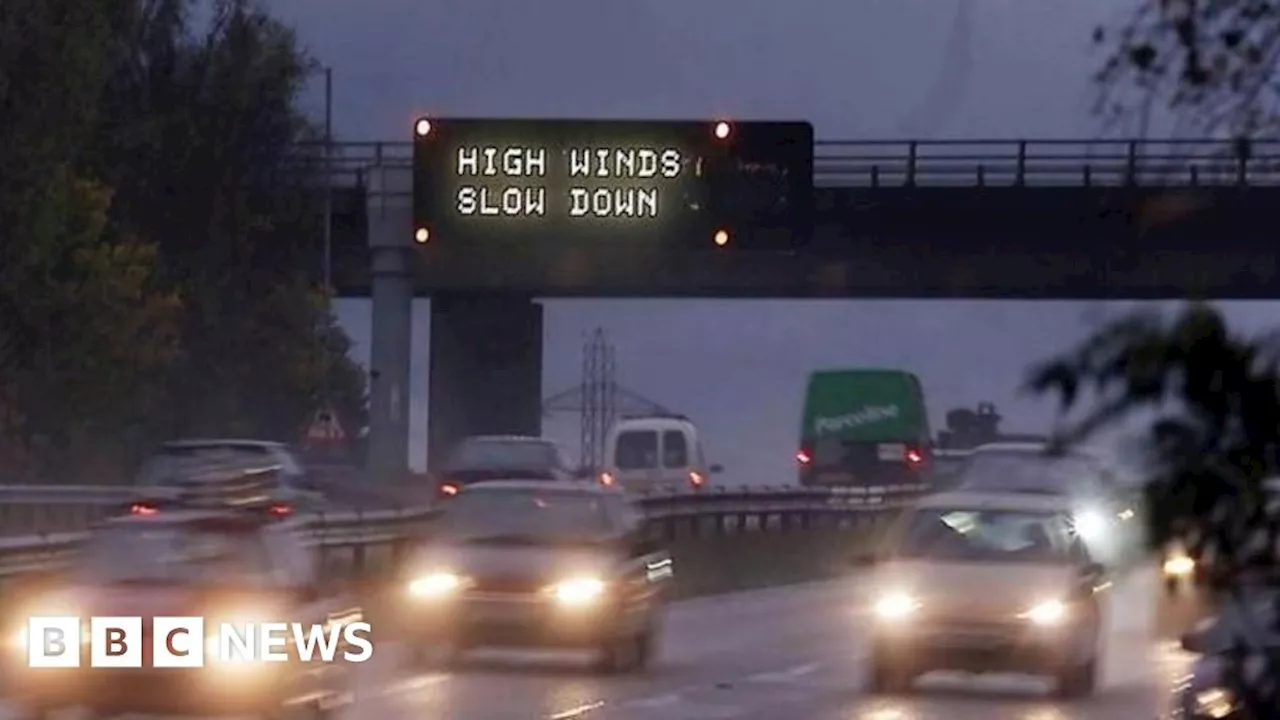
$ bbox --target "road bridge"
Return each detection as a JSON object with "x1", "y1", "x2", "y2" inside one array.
[{"x1": 309, "y1": 135, "x2": 1280, "y2": 478}]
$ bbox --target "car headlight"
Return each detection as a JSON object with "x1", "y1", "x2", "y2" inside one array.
[
  {"x1": 1164, "y1": 555, "x2": 1196, "y2": 577},
  {"x1": 1194, "y1": 687, "x2": 1237, "y2": 719},
  {"x1": 873, "y1": 592, "x2": 919, "y2": 620},
  {"x1": 1073, "y1": 509, "x2": 1107, "y2": 540},
  {"x1": 1022, "y1": 599, "x2": 1068, "y2": 626},
  {"x1": 549, "y1": 578, "x2": 607, "y2": 607},
  {"x1": 408, "y1": 572, "x2": 466, "y2": 598}
]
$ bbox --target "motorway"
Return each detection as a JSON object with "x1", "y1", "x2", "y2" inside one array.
[{"x1": 341, "y1": 567, "x2": 1189, "y2": 720}]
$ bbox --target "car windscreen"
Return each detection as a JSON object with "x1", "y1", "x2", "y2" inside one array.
[
  {"x1": 79, "y1": 525, "x2": 272, "y2": 583},
  {"x1": 447, "y1": 440, "x2": 557, "y2": 470},
  {"x1": 956, "y1": 452, "x2": 1103, "y2": 495},
  {"x1": 435, "y1": 488, "x2": 614, "y2": 543},
  {"x1": 894, "y1": 508, "x2": 1081, "y2": 563}
]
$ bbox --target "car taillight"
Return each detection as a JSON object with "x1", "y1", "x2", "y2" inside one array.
[
  {"x1": 905, "y1": 447, "x2": 925, "y2": 466},
  {"x1": 599, "y1": 472, "x2": 614, "y2": 486},
  {"x1": 796, "y1": 448, "x2": 812, "y2": 465},
  {"x1": 129, "y1": 502, "x2": 158, "y2": 515},
  {"x1": 439, "y1": 483, "x2": 459, "y2": 496},
  {"x1": 268, "y1": 502, "x2": 292, "y2": 517},
  {"x1": 689, "y1": 471, "x2": 704, "y2": 486}
]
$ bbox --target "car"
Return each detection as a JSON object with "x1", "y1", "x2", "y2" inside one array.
[
  {"x1": 1169, "y1": 585, "x2": 1279, "y2": 719},
  {"x1": 2, "y1": 486, "x2": 362, "y2": 720},
  {"x1": 135, "y1": 439, "x2": 326, "y2": 512},
  {"x1": 951, "y1": 442, "x2": 1142, "y2": 567},
  {"x1": 1161, "y1": 477, "x2": 1280, "y2": 596},
  {"x1": 601, "y1": 414, "x2": 722, "y2": 493},
  {"x1": 393, "y1": 479, "x2": 673, "y2": 672},
  {"x1": 855, "y1": 490, "x2": 1106, "y2": 697},
  {"x1": 433, "y1": 435, "x2": 585, "y2": 498}
]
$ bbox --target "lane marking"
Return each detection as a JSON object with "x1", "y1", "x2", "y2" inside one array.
[
  {"x1": 625, "y1": 693, "x2": 683, "y2": 708},
  {"x1": 620, "y1": 660, "x2": 831, "y2": 710},
  {"x1": 548, "y1": 701, "x2": 605, "y2": 719},
  {"x1": 744, "y1": 662, "x2": 821, "y2": 683}
]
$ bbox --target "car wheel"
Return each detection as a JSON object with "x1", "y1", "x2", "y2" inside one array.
[
  {"x1": 866, "y1": 652, "x2": 913, "y2": 694},
  {"x1": 1055, "y1": 654, "x2": 1098, "y2": 698}
]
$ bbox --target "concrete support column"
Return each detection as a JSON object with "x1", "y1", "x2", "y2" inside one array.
[
  {"x1": 427, "y1": 294, "x2": 543, "y2": 472},
  {"x1": 365, "y1": 163, "x2": 413, "y2": 481}
]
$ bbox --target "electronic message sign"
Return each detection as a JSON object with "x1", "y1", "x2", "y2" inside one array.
[{"x1": 411, "y1": 119, "x2": 813, "y2": 250}]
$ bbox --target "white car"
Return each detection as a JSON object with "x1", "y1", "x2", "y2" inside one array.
[{"x1": 856, "y1": 490, "x2": 1106, "y2": 697}]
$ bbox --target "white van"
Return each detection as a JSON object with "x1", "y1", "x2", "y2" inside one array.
[{"x1": 601, "y1": 415, "x2": 722, "y2": 493}]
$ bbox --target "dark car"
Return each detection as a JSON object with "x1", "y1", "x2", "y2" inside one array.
[
  {"x1": 433, "y1": 435, "x2": 585, "y2": 498},
  {"x1": 394, "y1": 480, "x2": 673, "y2": 673},
  {"x1": 1171, "y1": 586, "x2": 1280, "y2": 719}
]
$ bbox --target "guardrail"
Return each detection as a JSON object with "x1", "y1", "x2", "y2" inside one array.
[
  {"x1": 0, "y1": 448, "x2": 977, "y2": 536},
  {"x1": 0, "y1": 448, "x2": 980, "y2": 585},
  {"x1": 291, "y1": 137, "x2": 1280, "y2": 189},
  {"x1": 0, "y1": 482, "x2": 949, "y2": 583}
]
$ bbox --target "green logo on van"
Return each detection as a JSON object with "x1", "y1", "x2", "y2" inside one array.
[{"x1": 813, "y1": 405, "x2": 901, "y2": 435}]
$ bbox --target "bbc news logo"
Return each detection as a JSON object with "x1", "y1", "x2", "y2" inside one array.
[{"x1": 26, "y1": 617, "x2": 374, "y2": 668}]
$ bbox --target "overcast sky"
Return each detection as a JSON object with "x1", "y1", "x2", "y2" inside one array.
[{"x1": 267, "y1": 0, "x2": 1273, "y2": 483}]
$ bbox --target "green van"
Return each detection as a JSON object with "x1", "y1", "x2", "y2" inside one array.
[{"x1": 797, "y1": 369, "x2": 933, "y2": 488}]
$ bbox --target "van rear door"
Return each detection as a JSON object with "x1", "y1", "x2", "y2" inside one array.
[
  {"x1": 611, "y1": 429, "x2": 659, "y2": 490},
  {"x1": 802, "y1": 436, "x2": 928, "y2": 487}
]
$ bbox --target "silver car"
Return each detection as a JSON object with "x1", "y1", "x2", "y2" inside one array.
[
  {"x1": 856, "y1": 491, "x2": 1107, "y2": 697},
  {"x1": 136, "y1": 439, "x2": 326, "y2": 512}
]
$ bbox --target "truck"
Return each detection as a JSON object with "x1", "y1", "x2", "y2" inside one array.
[{"x1": 796, "y1": 369, "x2": 933, "y2": 489}]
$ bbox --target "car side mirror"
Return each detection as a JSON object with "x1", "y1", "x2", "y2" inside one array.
[{"x1": 709, "y1": 464, "x2": 725, "y2": 474}]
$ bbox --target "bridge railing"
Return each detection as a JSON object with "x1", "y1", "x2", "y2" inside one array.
[
  {"x1": 298, "y1": 137, "x2": 1280, "y2": 190},
  {"x1": 814, "y1": 138, "x2": 1280, "y2": 188}
]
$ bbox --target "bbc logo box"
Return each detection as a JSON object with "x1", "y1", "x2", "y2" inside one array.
[{"x1": 27, "y1": 616, "x2": 373, "y2": 668}]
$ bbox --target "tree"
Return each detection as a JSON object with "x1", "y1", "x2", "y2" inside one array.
[
  {"x1": 0, "y1": 0, "x2": 182, "y2": 480},
  {"x1": 1028, "y1": 303, "x2": 1280, "y2": 717},
  {"x1": 1093, "y1": 0, "x2": 1280, "y2": 137},
  {"x1": 93, "y1": 0, "x2": 368, "y2": 443}
]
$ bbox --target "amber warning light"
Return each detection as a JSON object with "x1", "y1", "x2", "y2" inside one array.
[
  {"x1": 414, "y1": 118, "x2": 433, "y2": 138},
  {"x1": 713, "y1": 121, "x2": 732, "y2": 140}
]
